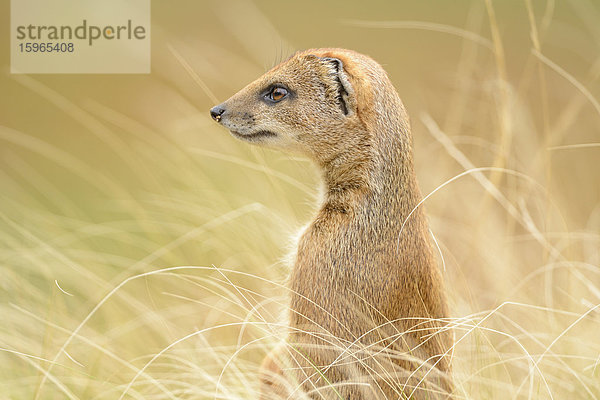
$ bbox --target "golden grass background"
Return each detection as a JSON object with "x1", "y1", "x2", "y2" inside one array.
[{"x1": 1, "y1": 0, "x2": 599, "y2": 398}]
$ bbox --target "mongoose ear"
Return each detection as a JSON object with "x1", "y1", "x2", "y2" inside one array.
[{"x1": 321, "y1": 57, "x2": 356, "y2": 116}]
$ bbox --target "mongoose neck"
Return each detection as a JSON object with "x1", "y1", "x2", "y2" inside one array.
[{"x1": 319, "y1": 121, "x2": 422, "y2": 222}]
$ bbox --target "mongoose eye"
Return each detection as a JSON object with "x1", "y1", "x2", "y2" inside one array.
[{"x1": 267, "y1": 87, "x2": 288, "y2": 102}]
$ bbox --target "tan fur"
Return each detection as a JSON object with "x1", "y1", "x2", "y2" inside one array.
[{"x1": 211, "y1": 48, "x2": 454, "y2": 399}]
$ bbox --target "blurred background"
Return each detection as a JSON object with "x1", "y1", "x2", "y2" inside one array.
[{"x1": 1, "y1": 0, "x2": 599, "y2": 398}]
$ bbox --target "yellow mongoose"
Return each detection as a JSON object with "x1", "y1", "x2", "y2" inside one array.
[{"x1": 211, "y1": 48, "x2": 453, "y2": 399}]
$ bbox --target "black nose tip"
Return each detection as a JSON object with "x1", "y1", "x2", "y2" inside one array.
[{"x1": 210, "y1": 105, "x2": 226, "y2": 122}]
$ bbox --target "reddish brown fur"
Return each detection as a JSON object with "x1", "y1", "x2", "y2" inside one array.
[{"x1": 211, "y1": 48, "x2": 453, "y2": 399}]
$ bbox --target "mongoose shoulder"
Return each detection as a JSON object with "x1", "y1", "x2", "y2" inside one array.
[{"x1": 211, "y1": 48, "x2": 453, "y2": 399}]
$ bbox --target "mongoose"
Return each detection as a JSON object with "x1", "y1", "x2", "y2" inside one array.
[{"x1": 210, "y1": 48, "x2": 453, "y2": 399}]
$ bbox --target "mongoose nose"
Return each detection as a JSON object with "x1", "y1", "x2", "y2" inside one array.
[{"x1": 210, "y1": 105, "x2": 226, "y2": 122}]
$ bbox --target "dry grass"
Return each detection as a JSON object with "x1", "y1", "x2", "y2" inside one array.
[{"x1": 1, "y1": 0, "x2": 599, "y2": 399}]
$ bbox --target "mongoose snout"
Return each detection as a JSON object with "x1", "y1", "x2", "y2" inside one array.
[
  {"x1": 211, "y1": 48, "x2": 453, "y2": 399},
  {"x1": 209, "y1": 105, "x2": 225, "y2": 122}
]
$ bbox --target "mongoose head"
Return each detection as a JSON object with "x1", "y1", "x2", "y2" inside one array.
[{"x1": 210, "y1": 48, "x2": 407, "y2": 166}]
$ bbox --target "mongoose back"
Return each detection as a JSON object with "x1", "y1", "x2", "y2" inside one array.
[{"x1": 210, "y1": 48, "x2": 453, "y2": 399}]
